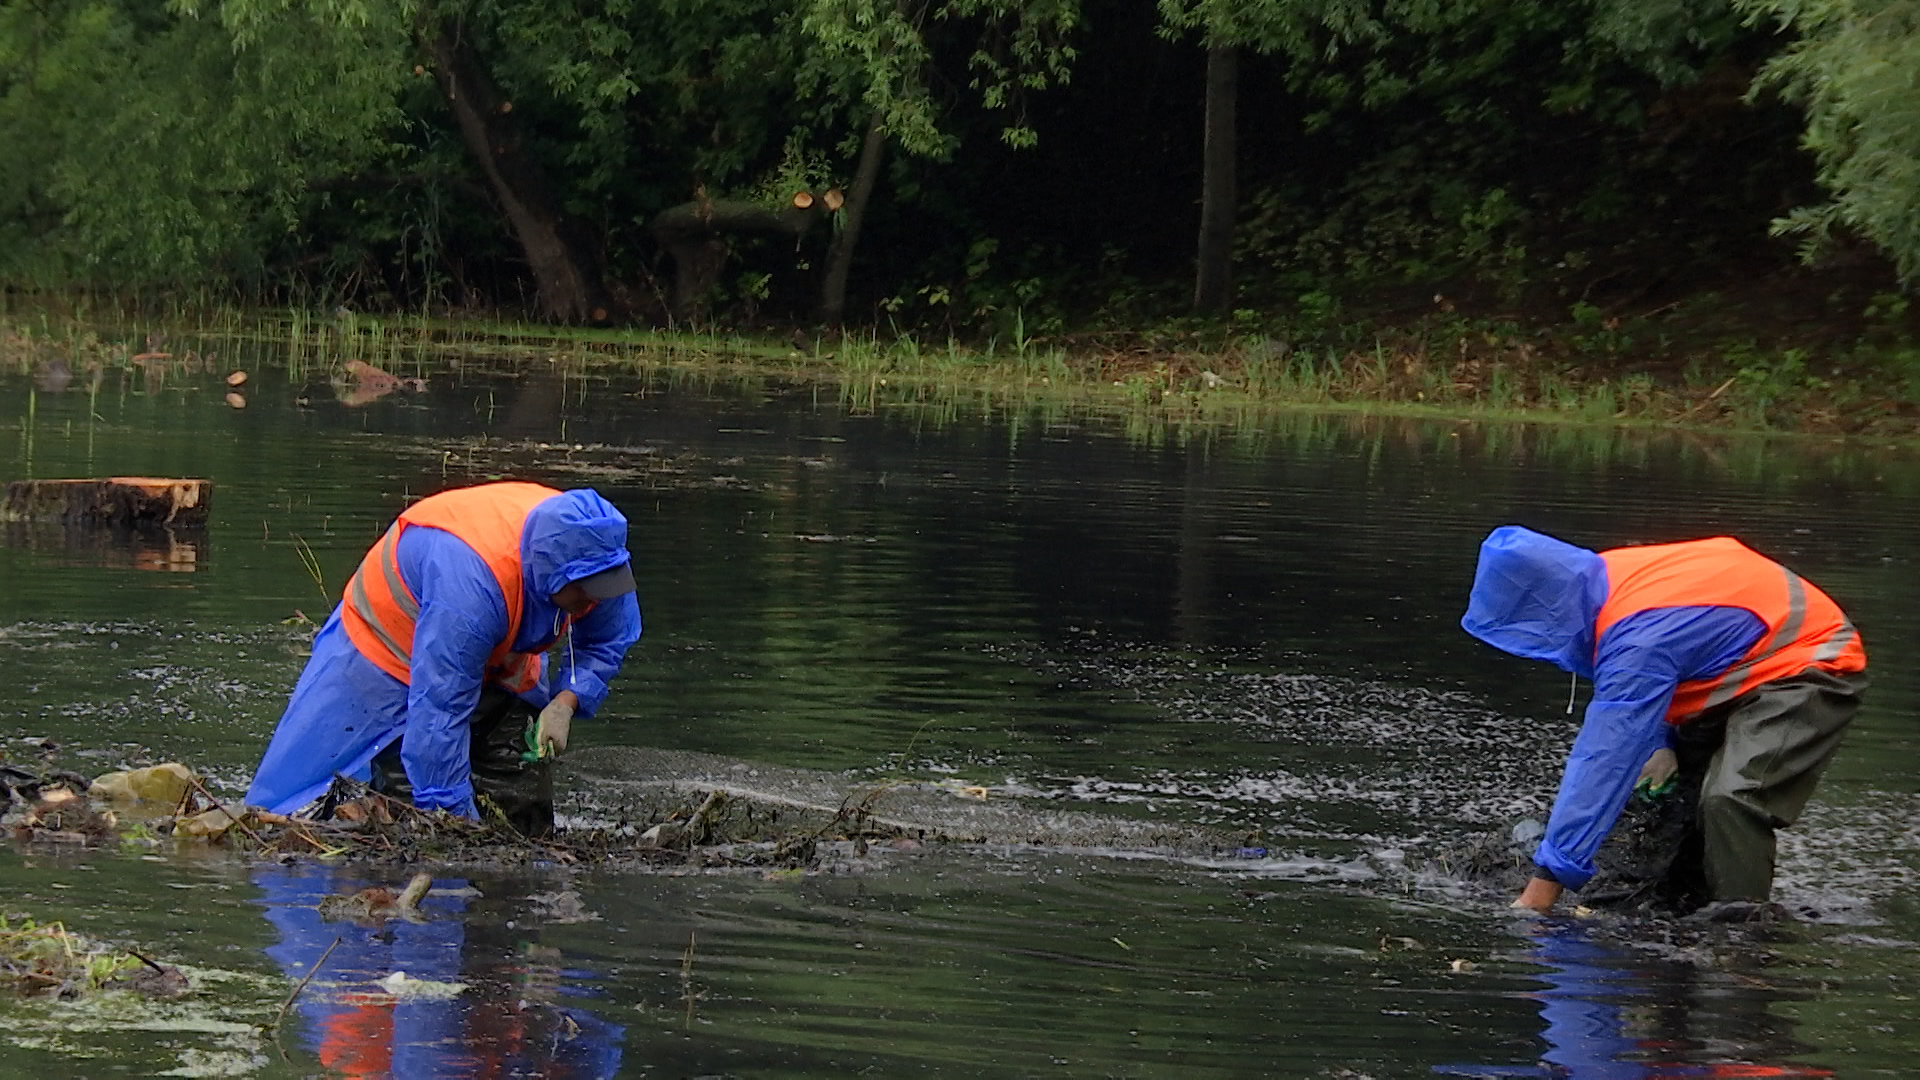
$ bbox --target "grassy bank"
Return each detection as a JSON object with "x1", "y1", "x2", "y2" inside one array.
[{"x1": 4, "y1": 290, "x2": 1920, "y2": 441}]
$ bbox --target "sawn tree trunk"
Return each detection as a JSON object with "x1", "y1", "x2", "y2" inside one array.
[{"x1": 650, "y1": 196, "x2": 827, "y2": 323}]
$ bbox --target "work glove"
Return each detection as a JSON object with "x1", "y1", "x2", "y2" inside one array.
[
  {"x1": 529, "y1": 696, "x2": 575, "y2": 760},
  {"x1": 1633, "y1": 747, "x2": 1678, "y2": 800}
]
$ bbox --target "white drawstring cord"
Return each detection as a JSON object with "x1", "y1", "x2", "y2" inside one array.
[
  {"x1": 1566, "y1": 671, "x2": 1578, "y2": 715},
  {"x1": 554, "y1": 608, "x2": 577, "y2": 689}
]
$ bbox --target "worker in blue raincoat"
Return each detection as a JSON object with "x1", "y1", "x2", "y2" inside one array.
[
  {"x1": 246, "y1": 482, "x2": 642, "y2": 832},
  {"x1": 1461, "y1": 526, "x2": 1865, "y2": 914}
]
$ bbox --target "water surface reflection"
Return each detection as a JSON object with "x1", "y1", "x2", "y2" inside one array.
[
  {"x1": 255, "y1": 865, "x2": 623, "y2": 1078},
  {"x1": 1, "y1": 357, "x2": 1918, "y2": 1075},
  {"x1": 1439, "y1": 921, "x2": 1830, "y2": 1079}
]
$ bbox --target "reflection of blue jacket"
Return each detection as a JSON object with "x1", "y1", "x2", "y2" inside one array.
[
  {"x1": 1461, "y1": 526, "x2": 1761, "y2": 889},
  {"x1": 246, "y1": 489, "x2": 643, "y2": 816},
  {"x1": 1527, "y1": 926, "x2": 1652, "y2": 1080},
  {"x1": 1435, "y1": 924, "x2": 1652, "y2": 1079},
  {"x1": 253, "y1": 866, "x2": 623, "y2": 1079}
]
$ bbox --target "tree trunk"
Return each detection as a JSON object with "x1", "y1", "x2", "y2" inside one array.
[
  {"x1": 820, "y1": 115, "x2": 889, "y2": 327},
  {"x1": 1193, "y1": 42, "x2": 1238, "y2": 315},
  {"x1": 427, "y1": 22, "x2": 614, "y2": 324}
]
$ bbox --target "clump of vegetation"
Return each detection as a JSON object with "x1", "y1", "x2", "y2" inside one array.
[
  {"x1": 0, "y1": 917, "x2": 186, "y2": 1000},
  {"x1": 179, "y1": 778, "x2": 911, "y2": 872},
  {"x1": 2, "y1": 752, "x2": 914, "y2": 872}
]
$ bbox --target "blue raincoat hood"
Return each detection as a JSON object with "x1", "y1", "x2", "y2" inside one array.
[
  {"x1": 1460, "y1": 526, "x2": 1608, "y2": 677},
  {"x1": 520, "y1": 489, "x2": 632, "y2": 601}
]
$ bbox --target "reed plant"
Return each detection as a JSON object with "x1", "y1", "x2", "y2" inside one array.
[{"x1": 3, "y1": 293, "x2": 1917, "y2": 439}]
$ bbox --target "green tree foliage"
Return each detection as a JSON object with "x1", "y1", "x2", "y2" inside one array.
[
  {"x1": 0, "y1": 0, "x2": 405, "y2": 284},
  {"x1": 1155, "y1": 0, "x2": 1388, "y2": 54},
  {"x1": 799, "y1": 0, "x2": 1080, "y2": 156},
  {"x1": 1211, "y1": 0, "x2": 1785, "y2": 308},
  {"x1": 0, "y1": 0, "x2": 1910, "y2": 323},
  {"x1": 1740, "y1": 0, "x2": 1920, "y2": 282}
]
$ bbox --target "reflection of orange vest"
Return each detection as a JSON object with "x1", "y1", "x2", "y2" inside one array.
[
  {"x1": 341, "y1": 482, "x2": 564, "y2": 693},
  {"x1": 1596, "y1": 538, "x2": 1866, "y2": 723},
  {"x1": 317, "y1": 997, "x2": 394, "y2": 1077}
]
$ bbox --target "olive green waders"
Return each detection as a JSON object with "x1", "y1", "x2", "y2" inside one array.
[
  {"x1": 368, "y1": 684, "x2": 556, "y2": 837},
  {"x1": 1667, "y1": 667, "x2": 1868, "y2": 903}
]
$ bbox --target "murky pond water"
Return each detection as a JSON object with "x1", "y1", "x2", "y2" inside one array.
[{"x1": 2, "y1": 346, "x2": 1919, "y2": 1076}]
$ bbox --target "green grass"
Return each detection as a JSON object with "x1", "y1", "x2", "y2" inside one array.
[{"x1": 5, "y1": 293, "x2": 1920, "y2": 442}]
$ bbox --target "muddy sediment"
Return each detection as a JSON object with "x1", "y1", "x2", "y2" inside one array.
[
  {"x1": 564, "y1": 746, "x2": 1243, "y2": 856},
  {"x1": 1410, "y1": 774, "x2": 1709, "y2": 913},
  {"x1": 4, "y1": 749, "x2": 1242, "y2": 875}
]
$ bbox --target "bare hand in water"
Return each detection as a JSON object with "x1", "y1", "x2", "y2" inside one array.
[{"x1": 1513, "y1": 876, "x2": 1563, "y2": 913}]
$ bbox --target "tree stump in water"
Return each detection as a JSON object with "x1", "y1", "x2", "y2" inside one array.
[{"x1": 2, "y1": 478, "x2": 211, "y2": 527}]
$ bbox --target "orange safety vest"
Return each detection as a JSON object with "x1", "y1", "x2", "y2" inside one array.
[
  {"x1": 340, "y1": 482, "x2": 567, "y2": 694},
  {"x1": 1595, "y1": 537, "x2": 1866, "y2": 723}
]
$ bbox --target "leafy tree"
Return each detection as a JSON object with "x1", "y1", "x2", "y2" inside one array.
[
  {"x1": 0, "y1": 0, "x2": 404, "y2": 285},
  {"x1": 478, "y1": 0, "x2": 808, "y2": 318},
  {"x1": 1739, "y1": 0, "x2": 1920, "y2": 283},
  {"x1": 1158, "y1": 0, "x2": 1770, "y2": 315},
  {"x1": 1155, "y1": 0, "x2": 1394, "y2": 314},
  {"x1": 798, "y1": 0, "x2": 1080, "y2": 324}
]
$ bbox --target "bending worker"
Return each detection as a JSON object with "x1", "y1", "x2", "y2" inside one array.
[
  {"x1": 1461, "y1": 525, "x2": 1867, "y2": 913},
  {"x1": 246, "y1": 481, "x2": 641, "y2": 832}
]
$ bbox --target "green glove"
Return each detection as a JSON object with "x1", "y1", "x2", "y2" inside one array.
[
  {"x1": 521, "y1": 695, "x2": 575, "y2": 763},
  {"x1": 1633, "y1": 747, "x2": 1679, "y2": 801},
  {"x1": 1633, "y1": 774, "x2": 1677, "y2": 800}
]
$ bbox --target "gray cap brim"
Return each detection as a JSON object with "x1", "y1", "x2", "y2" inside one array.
[{"x1": 574, "y1": 562, "x2": 636, "y2": 600}]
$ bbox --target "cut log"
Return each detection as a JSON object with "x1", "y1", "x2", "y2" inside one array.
[
  {"x1": 2, "y1": 478, "x2": 211, "y2": 527},
  {"x1": 650, "y1": 194, "x2": 832, "y2": 323}
]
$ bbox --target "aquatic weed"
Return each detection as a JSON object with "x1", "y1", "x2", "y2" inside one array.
[{"x1": 0, "y1": 917, "x2": 144, "y2": 998}]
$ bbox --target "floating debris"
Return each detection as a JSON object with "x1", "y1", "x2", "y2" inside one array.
[
  {"x1": 90, "y1": 763, "x2": 195, "y2": 807},
  {"x1": 318, "y1": 872, "x2": 433, "y2": 923},
  {"x1": 1409, "y1": 767, "x2": 1703, "y2": 912},
  {"x1": 9, "y1": 787, "x2": 117, "y2": 844},
  {"x1": 4, "y1": 752, "x2": 1245, "y2": 873},
  {"x1": 377, "y1": 971, "x2": 467, "y2": 1000},
  {"x1": 0, "y1": 916, "x2": 187, "y2": 1000}
]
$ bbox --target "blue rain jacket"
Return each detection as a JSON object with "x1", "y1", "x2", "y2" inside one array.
[
  {"x1": 1462, "y1": 526, "x2": 1763, "y2": 889},
  {"x1": 246, "y1": 489, "x2": 643, "y2": 817}
]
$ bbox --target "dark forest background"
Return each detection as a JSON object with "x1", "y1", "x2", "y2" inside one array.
[{"x1": 3, "y1": 0, "x2": 1914, "y2": 346}]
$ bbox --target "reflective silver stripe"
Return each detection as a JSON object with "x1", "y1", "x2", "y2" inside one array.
[
  {"x1": 1701, "y1": 567, "x2": 1806, "y2": 709},
  {"x1": 345, "y1": 526, "x2": 413, "y2": 668},
  {"x1": 1813, "y1": 621, "x2": 1858, "y2": 663},
  {"x1": 376, "y1": 527, "x2": 419, "y2": 619}
]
